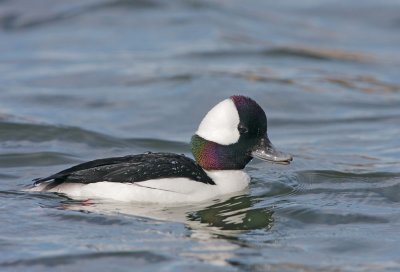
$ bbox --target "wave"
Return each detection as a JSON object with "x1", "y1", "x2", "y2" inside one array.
[
  {"x1": 0, "y1": 121, "x2": 189, "y2": 150},
  {"x1": 184, "y1": 46, "x2": 373, "y2": 62}
]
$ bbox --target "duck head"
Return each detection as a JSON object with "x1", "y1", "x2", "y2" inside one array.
[{"x1": 191, "y1": 95, "x2": 292, "y2": 170}]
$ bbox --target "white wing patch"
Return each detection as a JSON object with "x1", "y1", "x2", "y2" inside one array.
[{"x1": 196, "y1": 98, "x2": 240, "y2": 145}]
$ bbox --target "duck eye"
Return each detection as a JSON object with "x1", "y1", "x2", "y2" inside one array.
[{"x1": 238, "y1": 125, "x2": 248, "y2": 135}]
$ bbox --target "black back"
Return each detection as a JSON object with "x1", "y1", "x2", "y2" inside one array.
[{"x1": 33, "y1": 152, "x2": 215, "y2": 190}]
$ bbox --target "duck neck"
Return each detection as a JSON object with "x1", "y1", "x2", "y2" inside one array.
[{"x1": 191, "y1": 135, "x2": 252, "y2": 170}]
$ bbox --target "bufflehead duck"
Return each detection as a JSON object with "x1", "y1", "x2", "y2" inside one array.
[{"x1": 29, "y1": 95, "x2": 292, "y2": 203}]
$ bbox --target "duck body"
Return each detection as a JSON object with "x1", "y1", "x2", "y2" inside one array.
[
  {"x1": 29, "y1": 95, "x2": 292, "y2": 203},
  {"x1": 30, "y1": 152, "x2": 250, "y2": 203}
]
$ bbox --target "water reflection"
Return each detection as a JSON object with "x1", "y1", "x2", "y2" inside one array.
[
  {"x1": 56, "y1": 193, "x2": 274, "y2": 233},
  {"x1": 187, "y1": 195, "x2": 274, "y2": 232},
  {"x1": 39, "y1": 192, "x2": 274, "y2": 266}
]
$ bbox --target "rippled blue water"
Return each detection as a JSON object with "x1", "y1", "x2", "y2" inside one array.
[{"x1": 1, "y1": 0, "x2": 400, "y2": 271}]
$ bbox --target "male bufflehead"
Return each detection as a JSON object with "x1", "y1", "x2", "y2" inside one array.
[{"x1": 29, "y1": 95, "x2": 292, "y2": 203}]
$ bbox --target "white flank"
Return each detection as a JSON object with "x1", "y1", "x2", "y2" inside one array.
[
  {"x1": 27, "y1": 171, "x2": 250, "y2": 203},
  {"x1": 196, "y1": 98, "x2": 240, "y2": 145}
]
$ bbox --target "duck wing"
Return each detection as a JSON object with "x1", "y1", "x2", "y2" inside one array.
[{"x1": 33, "y1": 152, "x2": 215, "y2": 190}]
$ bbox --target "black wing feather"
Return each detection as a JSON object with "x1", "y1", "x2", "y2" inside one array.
[{"x1": 33, "y1": 153, "x2": 215, "y2": 189}]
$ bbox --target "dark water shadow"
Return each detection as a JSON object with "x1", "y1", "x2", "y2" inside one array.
[
  {"x1": 0, "y1": 152, "x2": 79, "y2": 168},
  {"x1": 0, "y1": 250, "x2": 168, "y2": 268},
  {"x1": 296, "y1": 170, "x2": 400, "y2": 184},
  {"x1": 0, "y1": 0, "x2": 163, "y2": 31},
  {"x1": 184, "y1": 46, "x2": 373, "y2": 63},
  {"x1": 0, "y1": 122, "x2": 127, "y2": 147},
  {"x1": 1, "y1": 121, "x2": 190, "y2": 151},
  {"x1": 272, "y1": 170, "x2": 400, "y2": 226}
]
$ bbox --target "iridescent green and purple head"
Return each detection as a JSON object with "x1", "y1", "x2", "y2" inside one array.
[{"x1": 191, "y1": 95, "x2": 292, "y2": 170}]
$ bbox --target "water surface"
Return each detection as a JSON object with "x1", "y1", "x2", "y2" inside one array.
[{"x1": 1, "y1": 0, "x2": 400, "y2": 271}]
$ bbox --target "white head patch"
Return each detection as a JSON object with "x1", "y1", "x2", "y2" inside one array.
[{"x1": 196, "y1": 98, "x2": 240, "y2": 145}]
